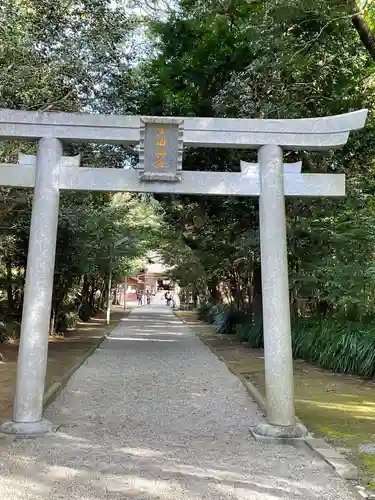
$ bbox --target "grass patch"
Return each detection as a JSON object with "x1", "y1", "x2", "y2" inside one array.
[{"x1": 174, "y1": 310, "x2": 197, "y2": 317}]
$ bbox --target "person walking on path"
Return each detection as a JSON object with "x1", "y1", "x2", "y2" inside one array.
[{"x1": 165, "y1": 290, "x2": 172, "y2": 306}]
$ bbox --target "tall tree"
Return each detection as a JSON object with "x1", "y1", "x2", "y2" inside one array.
[
  {"x1": 349, "y1": 0, "x2": 375, "y2": 60},
  {"x1": 122, "y1": 0, "x2": 375, "y2": 318},
  {"x1": 0, "y1": 0, "x2": 163, "y2": 332}
]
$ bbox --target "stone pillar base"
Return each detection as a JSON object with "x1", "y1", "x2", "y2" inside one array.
[
  {"x1": 0, "y1": 419, "x2": 57, "y2": 438},
  {"x1": 251, "y1": 421, "x2": 308, "y2": 442}
]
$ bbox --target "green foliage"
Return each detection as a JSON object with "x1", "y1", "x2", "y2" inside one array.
[
  {"x1": 78, "y1": 302, "x2": 92, "y2": 323},
  {"x1": 0, "y1": 1, "x2": 163, "y2": 331},
  {"x1": 235, "y1": 317, "x2": 264, "y2": 348},
  {"x1": 211, "y1": 304, "x2": 233, "y2": 334},
  {"x1": 198, "y1": 302, "x2": 251, "y2": 335},
  {"x1": 131, "y1": 0, "x2": 375, "y2": 325},
  {"x1": 0, "y1": 318, "x2": 20, "y2": 343},
  {"x1": 0, "y1": 0, "x2": 134, "y2": 112},
  {"x1": 1, "y1": 0, "x2": 375, "y2": 361},
  {"x1": 292, "y1": 317, "x2": 375, "y2": 377},
  {"x1": 56, "y1": 310, "x2": 80, "y2": 334},
  {"x1": 202, "y1": 303, "x2": 375, "y2": 377}
]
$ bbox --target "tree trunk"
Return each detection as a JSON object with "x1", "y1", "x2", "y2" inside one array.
[
  {"x1": 193, "y1": 292, "x2": 198, "y2": 308},
  {"x1": 50, "y1": 285, "x2": 58, "y2": 335},
  {"x1": 251, "y1": 263, "x2": 262, "y2": 323},
  {"x1": 50, "y1": 308, "x2": 56, "y2": 335},
  {"x1": 317, "y1": 300, "x2": 330, "y2": 316},
  {"x1": 349, "y1": 0, "x2": 375, "y2": 61},
  {"x1": 82, "y1": 274, "x2": 89, "y2": 300},
  {"x1": 5, "y1": 258, "x2": 14, "y2": 311},
  {"x1": 231, "y1": 271, "x2": 246, "y2": 312},
  {"x1": 208, "y1": 278, "x2": 221, "y2": 303},
  {"x1": 89, "y1": 280, "x2": 96, "y2": 307},
  {"x1": 99, "y1": 282, "x2": 106, "y2": 309},
  {"x1": 52, "y1": 281, "x2": 70, "y2": 334}
]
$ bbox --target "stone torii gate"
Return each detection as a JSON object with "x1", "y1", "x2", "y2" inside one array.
[{"x1": 0, "y1": 108, "x2": 367, "y2": 439}]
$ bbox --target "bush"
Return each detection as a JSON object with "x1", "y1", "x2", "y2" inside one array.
[
  {"x1": 0, "y1": 321, "x2": 20, "y2": 343},
  {"x1": 200, "y1": 304, "x2": 375, "y2": 378},
  {"x1": 292, "y1": 317, "x2": 375, "y2": 377},
  {"x1": 212, "y1": 304, "x2": 232, "y2": 334},
  {"x1": 78, "y1": 300, "x2": 92, "y2": 322},
  {"x1": 235, "y1": 316, "x2": 263, "y2": 348},
  {"x1": 56, "y1": 310, "x2": 80, "y2": 333},
  {"x1": 198, "y1": 303, "x2": 250, "y2": 335},
  {"x1": 197, "y1": 303, "x2": 212, "y2": 321}
]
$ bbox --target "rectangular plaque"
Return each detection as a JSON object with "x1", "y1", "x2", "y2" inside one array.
[{"x1": 139, "y1": 117, "x2": 183, "y2": 181}]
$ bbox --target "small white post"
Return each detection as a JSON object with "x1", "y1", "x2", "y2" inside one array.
[
  {"x1": 106, "y1": 262, "x2": 112, "y2": 325},
  {"x1": 1, "y1": 137, "x2": 62, "y2": 436},
  {"x1": 254, "y1": 144, "x2": 306, "y2": 438},
  {"x1": 124, "y1": 278, "x2": 127, "y2": 311}
]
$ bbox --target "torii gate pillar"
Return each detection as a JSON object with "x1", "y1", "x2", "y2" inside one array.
[
  {"x1": 1, "y1": 138, "x2": 63, "y2": 436},
  {"x1": 255, "y1": 145, "x2": 302, "y2": 437}
]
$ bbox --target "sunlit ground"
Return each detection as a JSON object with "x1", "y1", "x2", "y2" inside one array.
[
  {"x1": 177, "y1": 311, "x2": 375, "y2": 489},
  {"x1": 0, "y1": 305, "x2": 348, "y2": 500},
  {"x1": 0, "y1": 307, "x2": 127, "y2": 423},
  {"x1": 0, "y1": 431, "x2": 334, "y2": 499}
]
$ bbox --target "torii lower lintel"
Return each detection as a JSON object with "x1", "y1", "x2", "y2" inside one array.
[{"x1": 0, "y1": 164, "x2": 345, "y2": 197}]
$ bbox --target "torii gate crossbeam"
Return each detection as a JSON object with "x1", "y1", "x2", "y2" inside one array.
[{"x1": 0, "y1": 108, "x2": 367, "y2": 148}]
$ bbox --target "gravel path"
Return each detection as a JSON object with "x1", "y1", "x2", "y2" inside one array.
[{"x1": 0, "y1": 303, "x2": 357, "y2": 499}]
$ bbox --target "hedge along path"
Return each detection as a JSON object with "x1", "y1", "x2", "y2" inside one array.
[
  {"x1": 175, "y1": 310, "x2": 375, "y2": 490},
  {"x1": 0, "y1": 307, "x2": 128, "y2": 425}
]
